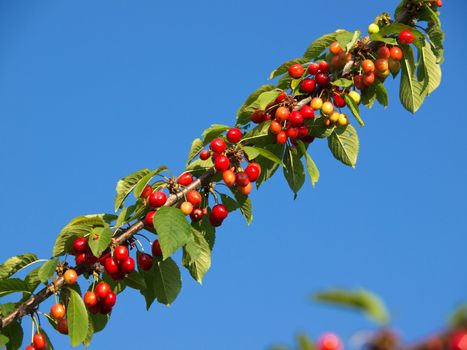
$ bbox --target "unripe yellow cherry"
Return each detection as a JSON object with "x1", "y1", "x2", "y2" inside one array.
[
  {"x1": 311, "y1": 97, "x2": 323, "y2": 110},
  {"x1": 338, "y1": 114, "x2": 349, "y2": 126},
  {"x1": 368, "y1": 23, "x2": 380, "y2": 34},
  {"x1": 321, "y1": 101, "x2": 334, "y2": 115},
  {"x1": 329, "y1": 111, "x2": 340, "y2": 123},
  {"x1": 348, "y1": 91, "x2": 361, "y2": 105}
]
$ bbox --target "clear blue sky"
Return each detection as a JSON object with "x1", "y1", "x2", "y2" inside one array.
[{"x1": 0, "y1": 1, "x2": 466, "y2": 349}]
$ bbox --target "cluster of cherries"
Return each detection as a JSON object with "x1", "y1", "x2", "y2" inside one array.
[{"x1": 83, "y1": 281, "x2": 117, "y2": 315}]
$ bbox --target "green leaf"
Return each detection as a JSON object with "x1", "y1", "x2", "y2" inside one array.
[
  {"x1": 238, "y1": 84, "x2": 276, "y2": 116},
  {"x1": 241, "y1": 121, "x2": 273, "y2": 146},
  {"x1": 378, "y1": 23, "x2": 424, "y2": 41},
  {"x1": 0, "y1": 253, "x2": 38, "y2": 280},
  {"x1": 185, "y1": 158, "x2": 214, "y2": 177},
  {"x1": 327, "y1": 124, "x2": 359, "y2": 167},
  {"x1": 283, "y1": 146, "x2": 305, "y2": 198},
  {"x1": 313, "y1": 288, "x2": 389, "y2": 325},
  {"x1": 133, "y1": 166, "x2": 168, "y2": 198},
  {"x1": 400, "y1": 45, "x2": 426, "y2": 113},
  {"x1": 369, "y1": 33, "x2": 398, "y2": 46},
  {"x1": 296, "y1": 141, "x2": 320, "y2": 187},
  {"x1": 37, "y1": 258, "x2": 59, "y2": 284},
  {"x1": 374, "y1": 80, "x2": 389, "y2": 107},
  {"x1": 1, "y1": 321, "x2": 23, "y2": 350},
  {"x1": 0, "y1": 303, "x2": 16, "y2": 317},
  {"x1": 114, "y1": 168, "x2": 151, "y2": 211},
  {"x1": 255, "y1": 144, "x2": 285, "y2": 189},
  {"x1": 331, "y1": 78, "x2": 353, "y2": 88},
  {"x1": 67, "y1": 287, "x2": 89, "y2": 347},
  {"x1": 186, "y1": 138, "x2": 204, "y2": 166},
  {"x1": 201, "y1": 124, "x2": 230, "y2": 145},
  {"x1": 139, "y1": 267, "x2": 157, "y2": 310},
  {"x1": 345, "y1": 30, "x2": 361, "y2": 51},
  {"x1": 303, "y1": 32, "x2": 337, "y2": 60},
  {"x1": 153, "y1": 257, "x2": 182, "y2": 306},
  {"x1": 335, "y1": 30, "x2": 354, "y2": 51},
  {"x1": 276, "y1": 74, "x2": 293, "y2": 90},
  {"x1": 153, "y1": 207, "x2": 192, "y2": 259},
  {"x1": 230, "y1": 188, "x2": 253, "y2": 225},
  {"x1": 297, "y1": 334, "x2": 316, "y2": 350},
  {"x1": 449, "y1": 304, "x2": 467, "y2": 328},
  {"x1": 269, "y1": 58, "x2": 308, "y2": 80},
  {"x1": 419, "y1": 41, "x2": 442, "y2": 95},
  {"x1": 125, "y1": 270, "x2": 146, "y2": 291},
  {"x1": 182, "y1": 229, "x2": 211, "y2": 283},
  {"x1": 342, "y1": 94, "x2": 364, "y2": 126},
  {"x1": 361, "y1": 84, "x2": 377, "y2": 108},
  {"x1": 220, "y1": 194, "x2": 240, "y2": 212},
  {"x1": 89, "y1": 313, "x2": 109, "y2": 333},
  {"x1": 242, "y1": 146, "x2": 285, "y2": 167},
  {"x1": 0, "y1": 334, "x2": 8, "y2": 347},
  {"x1": 0, "y1": 278, "x2": 30, "y2": 297},
  {"x1": 191, "y1": 220, "x2": 216, "y2": 251},
  {"x1": 88, "y1": 226, "x2": 113, "y2": 258},
  {"x1": 426, "y1": 25, "x2": 444, "y2": 63},
  {"x1": 306, "y1": 117, "x2": 334, "y2": 138}
]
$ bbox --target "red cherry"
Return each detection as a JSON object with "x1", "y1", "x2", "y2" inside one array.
[
  {"x1": 226, "y1": 128, "x2": 243, "y2": 143},
  {"x1": 104, "y1": 257, "x2": 119, "y2": 275},
  {"x1": 84, "y1": 291, "x2": 98, "y2": 308},
  {"x1": 152, "y1": 240, "x2": 162, "y2": 257},
  {"x1": 300, "y1": 105, "x2": 314, "y2": 120},
  {"x1": 319, "y1": 333, "x2": 342, "y2": 350},
  {"x1": 211, "y1": 204, "x2": 228, "y2": 220},
  {"x1": 50, "y1": 303, "x2": 66, "y2": 320},
  {"x1": 289, "y1": 111, "x2": 303, "y2": 126},
  {"x1": 399, "y1": 29, "x2": 414, "y2": 45},
  {"x1": 98, "y1": 250, "x2": 111, "y2": 266},
  {"x1": 99, "y1": 304, "x2": 113, "y2": 315},
  {"x1": 245, "y1": 163, "x2": 261, "y2": 182},
  {"x1": 140, "y1": 184, "x2": 153, "y2": 199},
  {"x1": 85, "y1": 254, "x2": 98, "y2": 266},
  {"x1": 276, "y1": 131, "x2": 287, "y2": 144},
  {"x1": 275, "y1": 92, "x2": 287, "y2": 103},
  {"x1": 390, "y1": 46, "x2": 403, "y2": 60},
  {"x1": 144, "y1": 210, "x2": 156, "y2": 227},
  {"x1": 149, "y1": 191, "x2": 167, "y2": 208},
  {"x1": 209, "y1": 213, "x2": 223, "y2": 227},
  {"x1": 300, "y1": 78, "x2": 316, "y2": 93},
  {"x1": 307, "y1": 63, "x2": 319, "y2": 75},
  {"x1": 25, "y1": 346, "x2": 36, "y2": 350},
  {"x1": 288, "y1": 64, "x2": 304, "y2": 78},
  {"x1": 95, "y1": 282, "x2": 111, "y2": 300},
  {"x1": 315, "y1": 73, "x2": 330, "y2": 87},
  {"x1": 199, "y1": 149, "x2": 211, "y2": 160},
  {"x1": 318, "y1": 61, "x2": 329, "y2": 73},
  {"x1": 137, "y1": 253, "x2": 153, "y2": 271},
  {"x1": 377, "y1": 46, "x2": 391, "y2": 59},
  {"x1": 298, "y1": 126, "x2": 308, "y2": 138},
  {"x1": 210, "y1": 138, "x2": 227, "y2": 154},
  {"x1": 333, "y1": 93, "x2": 346, "y2": 108},
  {"x1": 33, "y1": 334, "x2": 46, "y2": 350},
  {"x1": 120, "y1": 257, "x2": 135, "y2": 274},
  {"x1": 287, "y1": 127, "x2": 299, "y2": 139},
  {"x1": 235, "y1": 172, "x2": 250, "y2": 187},
  {"x1": 57, "y1": 318, "x2": 68, "y2": 335},
  {"x1": 451, "y1": 331, "x2": 467, "y2": 350},
  {"x1": 113, "y1": 245, "x2": 129, "y2": 262},
  {"x1": 177, "y1": 172, "x2": 193, "y2": 186},
  {"x1": 72, "y1": 237, "x2": 88, "y2": 254},
  {"x1": 75, "y1": 253, "x2": 86, "y2": 265},
  {"x1": 186, "y1": 190, "x2": 202, "y2": 207},
  {"x1": 353, "y1": 75, "x2": 366, "y2": 90},
  {"x1": 190, "y1": 208, "x2": 204, "y2": 222},
  {"x1": 250, "y1": 109, "x2": 268, "y2": 124},
  {"x1": 110, "y1": 270, "x2": 125, "y2": 281},
  {"x1": 103, "y1": 291, "x2": 117, "y2": 308},
  {"x1": 215, "y1": 155, "x2": 230, "y2": 172}
]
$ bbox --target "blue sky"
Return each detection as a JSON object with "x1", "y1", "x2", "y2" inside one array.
[{"x1": 0, "y1": 0, "x2": 466, "y2": 349}]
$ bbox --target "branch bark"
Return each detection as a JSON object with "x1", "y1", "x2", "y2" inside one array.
[{"x1": 0, "y1": 167, "x2": 216, "y2": 330}]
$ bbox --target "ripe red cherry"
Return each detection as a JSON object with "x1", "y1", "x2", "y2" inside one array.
[
  {"x1": 377, "y1": 46, "x2": 391, "y2": 59},
  {"x1": 209, "y1": 213, "x2": 223, "y2": 227},
  {"x1": 318, "y1": 61, "x2": 329, "y2": 73},
  {"x1": 186, "y1": 190, "x2": 202, "y2": 206},
  {"x1": 226, "y1": 128, "x2": 242, "y2": 143},
  {"x1": 57, "y1": 318, "x2": 69, "y2": 335},
  {"x1": 25, "y1": 346, "x2": 36, "y2": 350},
  {"x1": 450, "y1": 331, "x2": 467, "y2": 350},
  {"x1": 144, "y1": 210, "x2": 156, "y2": 227},
  {"x1": 300, "y1": 105, "x2": 314, "y2": 119},
  {"x1": 235, "y1": 172, "x2": 250, "y2": 187},
  {"x1": 113, "y1": 245, "x2": 128, "y2": 262},
  {"x1": 100, "y1": 304, "x2": 113, "y2": 315},
  {"x1": 199, "y1": 149, "x2": 211, "y2": 160},
  {"x1": 276, "y1": 131, "x2": 287, "y2": 144},
  {"x1": 85, "y1": 254, "x2": 98, "y2": 266},
  {"x1": 210, "y1": 138, "x2": 227, "y2": 154},
  {"x1": 50, "y1": 303, "x2": 66, "y2": 320},
  {"x1": 215, "y1": 155, "x2": 230, "y2": 172},
  {"x1": 190, "y1": 208, "x2": 204, "y2": 221},
  {"x1": 245, "y1": 163, "x2": 261, "y2": 182},
  {"x1": 177, "y1": 172, "x2": 193, "y2": 186},
  {"x1": 300, "y1": 79, "x2": 316, "y2": 93},
  {"x1": 75, "y1": 253, "x2": 86, "y2": 265},
  {"x1": 333, "y1": 93, "x2": 346, "y2": 108},
  {"x1": 363, "y1": 72, "x2": 375, "y2": 85},
  {"x1": 275, "y1": 92, "x2": 287, "y2": 103},
  {"x1": 307, "y1": 63, "x2": 319, "y2": 75},
  {"x1": 152, "y1": 239, "x2": 162, "y2": 257},
  {"x1": 362, "y1": 59, "x2": 375, "y2": 73},
  {"x1": 137, "y1": 253, "x2": 153, "y2": 271},
  {"x1": 84, "y1": 291, "x2": 98, "y2": 308},
  {"x1": 302, "y1": 135, "x2": 315, "y2": 143},
  {"x1": 104, "y1": 257, "x2": 119, "y2": 275},
  {"x1": 315, "y1": 73, "x2": 330, "y2": 87},
  {"x1": 140, "y1": 184, "x2": 153, "y2": 199},
  {"x1": 399, "y1": 29, "x2": 414, "y2": 45},
  {"x1": 289, "y1": 111, "x2": 303, "y2": 126},
  {"x1": 390, "y1": 46, "x2": 403, "y2": 60},
  {"x1": 250, "y1": 109, "x2": 268, "y2": 123},
  {"x1": 103, "y1": 291, "x2": 117, "y2": 308},
  {"x1": 287, "y1": 127, "x2": 299, "y2": 139},
  {"x1": 72, "y1": 237, "x2": 88, "y2": 254},
  {"x1": 120, "y1": 256, "x2": 135, "y2": 274},
  {"x1": 110, "y1": 270, "x2": 125, "y2": 281},
  {"x1": 353, "y1": 75, "x2": 366, "y2": 90},
  {"x1": 222, "y1": 169, "x2": 236, "y2": 187},
  {"x1": 288, "y1": 64, "x2": 304, "y2": 78},
  {"x1": 212, "y1": 204, "x2": 228, "y2": 220},
  {"x1": 298, "y1": 126, "x2": 308, "y2": 138},
  {"x1": 149, "y1": 191, "x2": 167, "y2": 208},
  {"x1": 319, "y1": 333, "x2": 342, "y2": 350},
  {"x1": 33, "y1": 334, "x2": 46, "y2": 350},
  {"x1": 95, "y1": 282, "x2": 111, "y2": 300}
]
